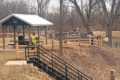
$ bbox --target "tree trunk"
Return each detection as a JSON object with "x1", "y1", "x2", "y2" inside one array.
[
  {"x1": 106, "y1": 24, "x2": 112, "y2": 46},
  {"x1": 59, "y1": 0, "x2": 63, "y2": 55},
  {"x1": 69, "y1": 0, "x2": 93, "y2": 35},
  {"x1": 85, "y1": 23, "x2": 93, "y2": 35}
]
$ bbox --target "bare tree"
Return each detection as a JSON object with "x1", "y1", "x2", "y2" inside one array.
[
  {"x1": 99, "y1": 0, "x2": 120, "y2": 45},
  {"x1": 59, "y1": 0, "x2": 64, "y2": 54},
  {"x1": 68, "y1": 7, "x2": 83, "y2": 32},
  {"x1": 4, "y1": 0, "x2": 30, "y2": 14},
  {"x1": 69, "y1": 0, "x2": 99, "y2": 34},
  {"x1": 0, "y1": 0, "x2": 30, "y2": 33},
  {"x1": 0, "y1": 0, "x2": 6, "y2": 19},
  {"x1": 32, "y1": 0, "x2": 50, "y2": 18}
]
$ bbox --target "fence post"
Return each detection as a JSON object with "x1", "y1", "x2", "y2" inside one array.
[
  {"x1": 91, "y1": 37, "x2": 94, "y2": 45},
  {"x1": 110, "y1": 70, "x2": 115, "y2": 80},
  {"x1": 52, "y1": 40, "x2": 54, "y2": 50},
  {"x1": 16, "y1": 40, "x2": 20, "y2": 59},
  {"x1": 37, "y1": 46, "x2": 39, "y2": 59},
  {"x1": 25, "y1": 47, "x2": 27, "y2": 60}
]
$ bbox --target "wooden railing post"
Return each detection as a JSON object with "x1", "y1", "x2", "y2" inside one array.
[
  {"x1": 2, "y1": 26, "x2": 5, "y2": 49},
  {"x1": 25, "y1": 47, "x2": 27, "y2": 60},
  {"x1": 16, "y1": 40, "x2": 20, "y2": 59},
  {"x1": 110, "y1": 70, "x2": 115, "y2": 80},
  {"x1": 52, "y1": 40, "x2": 54, "y2": 50}
]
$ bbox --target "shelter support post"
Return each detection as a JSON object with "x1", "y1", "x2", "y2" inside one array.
[
  {"x1": 52, "y1": 33, "x2": 55, "y2": 50},
  {"x1": 28, "y1": 26, "x2": 31, "y2": 44},
  {"x1": 23, "y1": 26, "x2": 25, "y2": 38},
  {"x1": 2, "y1": 26, "x2": 5, "y2": 49},
  {"x1": 16, "y1": 41, "x2": 20, "y2": 58},
  {"x1": 45, "y1": 26, "x2": 47, "y2": 45},
  {"x1": 37, "y1": 26, "x2": 40, "y2": 44},
  {"x1": 13, "y1": 26, "x2": 16, "y2": 47}
]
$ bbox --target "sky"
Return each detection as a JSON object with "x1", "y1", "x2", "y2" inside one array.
[
  {"x1": 49, "y1": 0, "x2": 59, "y2": 7},
  {"x1": 7, "y1": 0, "x2": 111, "y2": 12},
  {"x1": 48, "y1": 0, "x2": 60, "y2": 12},
  {"x1": 28, "y1": 0, "x2": 59, "y2": 13},
  {"x1": 29, "y1": 0, "x2": 59, "y2": 7}
]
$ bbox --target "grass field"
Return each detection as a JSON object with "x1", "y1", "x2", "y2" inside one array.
[
  {"x1": 93, "y1": 31, "x2": 120, "y2": 38},
  {"x1": 48, "y1": 41, "x2": 120, "y2": 80},
  {"x1": 0, "y1": 50, "x2": 54, "y2": 80}
]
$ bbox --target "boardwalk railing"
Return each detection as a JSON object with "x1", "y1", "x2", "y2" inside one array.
[{"x1": 25, "y1": 45, "x2": 93, "y2": 80}]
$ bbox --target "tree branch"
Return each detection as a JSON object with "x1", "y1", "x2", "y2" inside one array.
[
  {"x1": 91, "y1": 0, "x2": 100, "y2": 8},
  {"x1": 114, "y1": 0, "x2": 120, "y2": 17},
  {"x1": 100, "y1": 0, "x2": 109, "y2": 17}
]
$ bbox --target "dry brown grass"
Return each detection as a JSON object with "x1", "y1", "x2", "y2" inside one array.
[
  {"x1": 47, "y1": 40, "x2": 120, "y2": 80},
  {"x1": 0, "y1": 31, "x2": 120, "y2": 80},
  {"x1": 93, "y1": 31, "x2": 120, "y2": 38},
  {"x1": 0, "y1": 50, "x2": 54, "y2": 80}
]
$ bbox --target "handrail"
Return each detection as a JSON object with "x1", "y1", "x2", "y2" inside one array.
[
  {"x1": 25, "y1": 45, "x2": 93, "y2": 80},
  {"x1": 38, "y1": 47, "x2": 65, "y2": 65},
  {"x1": 38, "y1": 45, "x2": 92, "y2": 80}
]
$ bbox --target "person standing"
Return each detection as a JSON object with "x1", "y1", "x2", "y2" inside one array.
[
  {"x1": 103, "y1": 36, "x2": 109, "y2": 45},
  {"x1": 97, "y1": 35, "x2": 101, "y2": 45},
  {"x1": 31, "y1": 32, "x2": 37, "y2": 50},
  {"x1": 87, "y1": 34, "x2": 94, "y2": 45}
]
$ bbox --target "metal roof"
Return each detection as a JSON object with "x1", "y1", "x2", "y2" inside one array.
[{"x1": 0, "y1": 14, "x2": 53, "y2": 26}]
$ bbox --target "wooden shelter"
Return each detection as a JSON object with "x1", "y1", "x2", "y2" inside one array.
[{"x1": 0, "y1": 14, "x2": 53, "y2": 49}]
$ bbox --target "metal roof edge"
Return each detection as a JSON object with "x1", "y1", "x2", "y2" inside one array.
[
  {"x1": 0, "y1": 14, "x2": 13, "y2": 24},
  {"x1": 0, "y1": 13, "x2": 54, "y2": 26},
  {"x1": 12, "y1": 14, "x2": 33, "y2": 26}
]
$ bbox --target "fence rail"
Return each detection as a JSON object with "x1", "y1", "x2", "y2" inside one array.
[{"x1": 25, "y1": 45, "x2": 93, "y2": 80}]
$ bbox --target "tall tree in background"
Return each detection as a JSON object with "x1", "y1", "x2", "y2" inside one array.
[
  {"x1": 32, "y1": 0, "x2": 50, "y2": 18},
  {"x1": 69, "y1": 0, "x2": 99, "y2": 34},
  {"x1": 68, "y1": 7, "x2": 82, "y2": 32},
  {"x1": 99, "y1": 0, "x2": 120, "y2": 46},
  {"x1": 0, "y1": 0, "x2": 30, "y2": 19},
  {"x1": 59, "y1": 0, "x2": 63, "y2": 54},
  {"x1": 0, "y1": 0, "x2": 30, "y2": 33},
  {"x1": 0, "y1": 0, "x2": 6, "y2": 19},
  {"x1": 5, "y1": 0, "x2": 30, "y2": 14}
]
